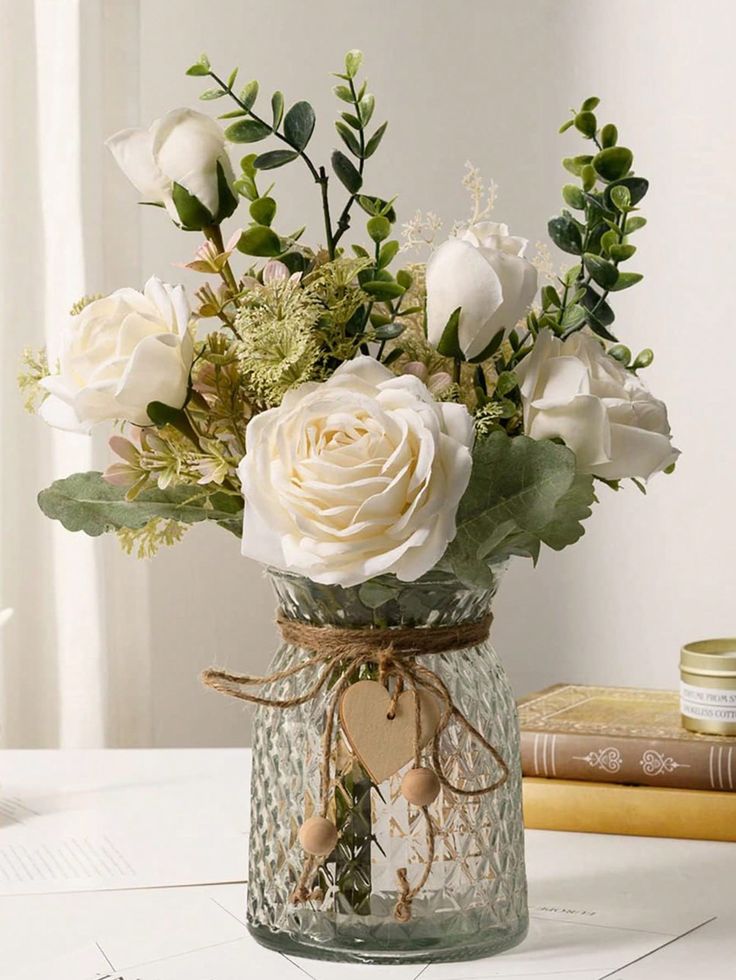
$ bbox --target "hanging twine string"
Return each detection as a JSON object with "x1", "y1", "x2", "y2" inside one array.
[{"x1": 202, "y1": 610, "x2": 508, "y2": 921}]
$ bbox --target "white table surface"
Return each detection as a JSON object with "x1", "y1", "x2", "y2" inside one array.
[{"x1": 1, "y1": 749, "x2": 734, "y2": 979}]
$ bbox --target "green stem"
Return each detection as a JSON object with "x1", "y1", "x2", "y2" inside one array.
[
  {"x1": 203, "y1": 225, "x2": 238, "y2": 293},
  {"x1": 332, "y1": 76, "x2": 366, "y2": 251},
  {"x1": 588, "y1": 210, "x2": 627, "y2": 319},
  {"x1": 209, "y1": 70, "x2": 335, "y2": 258}
]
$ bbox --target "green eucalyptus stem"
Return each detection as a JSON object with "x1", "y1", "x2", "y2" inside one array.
[
  {"x1": 208, "y1": 70, "x2": 336, "y2": 257},
  {"x1": 588, "y1": 209, "x2": 627, "y2": 319},
  {"x1": 332, "y1": 75, "x2": 366, "y2": 251}
]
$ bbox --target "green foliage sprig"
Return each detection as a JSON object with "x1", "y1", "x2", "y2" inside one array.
[
  {"x1": 186, "y1": 50, "x2": 389, "y2": 265},
  {"x1": 536, "y1": 97, "x2": 649, "y2": 346}
]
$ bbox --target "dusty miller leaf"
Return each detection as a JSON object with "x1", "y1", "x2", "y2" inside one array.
[
  {"x1": 38, "y1": 471, "x2": 243, "y2": 538},
  {"x1": 442, "y1": 432, "x2": 595, "y2": 587}
]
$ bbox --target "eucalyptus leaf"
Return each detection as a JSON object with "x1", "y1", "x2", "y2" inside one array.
[
  {"x1": 358, "y1": 94, "x2": 375, "y2": 126},
  {"x1": 333, "y1": 84, "x2": 353, "y2": 103},
  {"x1": 593, "y1": 147, "x2": 634, "y2": 181},
  {"x1": 362, "y1": 280, "x2": 405, "y2": 301},
  {"x1": 335, "y1": 120, "x2": 362, "y2": 157},
  {"x1": 609, "y1": 243, "x2": 636, "y2": 261},
  {"x1": 560, "y1": 303, "x2": 587, "y2": 331},
  {"x1": 609, "y1": 271, "x2": 643, "y2": 291},
  {"x1": 625, "y1": 216, "x2": 647, "y2": 233},
  {"x1": 603, "y1": 176, "x2": 649, "y2": 208},
  {"x1": 574, "y1": 111, "x2": 597, "y2": 137},
  {"x1": 239, "y1": 80, "x2": 259, "y2": 111},
  {"x1": 283, "y1": 101, "x2": 315, "y2": 150},
  {"x1": 562, "y1": 185, "x2": 586, "y2": 210},
  {"x1": 254, "y1": 149, "x2": 299, "y2": 170},
  {"x1": 373, "y1": 321, "x2": 405, "y2": 340},
  {"x1": 237, "y1": 224, "x2": 282, "y2": 256},
  {"x1": 225, "y1": 119, "x2": 272, "y2": 143},
  {"x1": 584, "y1": 252, "x2": 619, "y2": 289},
  {"x1": 377, "y1": 239, "x2": 399, "y2": 269},
  {"x1": 633, "y1": 348, "x2": 654, "y2": 369},
  {"x1": 562, "y1": 155, "x2": 593, "y2": 177},
  {"x1": 271, "y1": 91, "x2": 284, "y2": 128},
  {"x1": 600, "y1": 123, "x2": 618, "y2": 147},
  {"x1": 249, "y1": 196, "x2": 277, "y2": 226},
  {"x1": 345, "y1": 49, "x2": 363, "y2": 78},
  {"x1": 331, "y1": 149, "x2": 363, "y2": 192},
  {"x1": 548, "y1": 215, "x2": 583, "y2": 255},
  {"x1": 364, "y1": 121, "x2": 388, "y2": 158}
]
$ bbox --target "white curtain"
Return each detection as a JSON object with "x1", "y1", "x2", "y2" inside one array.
[{"x1": 0, "y1": 0, "x2": 152, "y2": 747}]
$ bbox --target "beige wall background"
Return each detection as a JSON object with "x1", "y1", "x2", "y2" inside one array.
[{"x1": 100, "y1": 0, "x2": 735, "y2": 745}]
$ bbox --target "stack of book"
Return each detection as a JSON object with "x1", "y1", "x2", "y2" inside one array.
[{"x1": 519, "y1": 684, "x2": 736, "y2": 841}]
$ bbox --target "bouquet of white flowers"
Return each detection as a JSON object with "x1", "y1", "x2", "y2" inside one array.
[
  {"x1": 21, "y1": 50, "x2": 677, "y2": 582},
  {"x1": 19, "y1": 50, "x2": 679, "y2": 963}
]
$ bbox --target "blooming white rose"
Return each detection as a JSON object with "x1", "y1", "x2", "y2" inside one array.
[
  {"x1": 516, "y1": 328, "x2": 679, "y2": 480},
  {"x1": 39, "y1": 277, "x2": 193, "y2": 432},
  {"x1": 238, "y1": 356, "x2": 475, "y2": 587},
  {"x1": 106, "y1": 108, "x2": 236, "y2": 227},
  {"x1": 426, "y1": 221, "x2": 538, "y2": 360}
]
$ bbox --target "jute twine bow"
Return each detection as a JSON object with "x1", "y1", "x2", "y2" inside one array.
[{"x1": 202, "y1": 611, "x2": 508, "y2": 922}]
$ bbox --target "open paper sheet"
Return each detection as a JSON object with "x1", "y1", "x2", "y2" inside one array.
[
  {"x1": 0, "y1": 882, "x2": 714, "y2": 980},
  {"x1": 0, "y1": 750, "x2": 249, "y2": 894}
]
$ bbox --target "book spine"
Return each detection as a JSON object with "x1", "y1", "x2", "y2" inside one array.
[
  {"x1": 521, "y1": 729, "x2": 736, "y2": 791},
  {"x1": 522, "y1": 778, "x2": 736, "y2": 841}
]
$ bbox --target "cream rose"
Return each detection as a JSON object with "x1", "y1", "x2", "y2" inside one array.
[
  {"x1": 238, "y1": 356, "x2": 475, "y2": 586},
  {"x1": 516, "y1": 328, "x2": 679, "y2": 480},
  {"x1": 39, "y1": 277, "x2": 193, "y2": 432},
  {"x1": 106, "y1": 108, "x2": 236, "y2": 227},
  {"x1": 426, "y1": 221, "x2": 538, "y2": 359}
]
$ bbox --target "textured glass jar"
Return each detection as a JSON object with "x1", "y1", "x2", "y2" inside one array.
[{"x1": 247, "y1": 567, "x2": 528, "y2": 963}]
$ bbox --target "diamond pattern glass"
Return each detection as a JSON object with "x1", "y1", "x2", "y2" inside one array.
[{"x1": 247, "y1": 569, "x2": 528, "y2": 963}]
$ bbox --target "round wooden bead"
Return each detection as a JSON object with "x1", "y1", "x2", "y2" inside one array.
[
  {"x1": 400, "y1": 767, "x2": 440, "y2": 806},
  {"x1": 298, "y1": 816, "x2": 338, "y2": 855}
]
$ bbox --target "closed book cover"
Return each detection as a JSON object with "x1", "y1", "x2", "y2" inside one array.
[
  {"x1": 518, "y1": 684, "x2": 736, "y2": 791},
  {"x1": 523, "y1": 777, "x2": 736, "y2": 842}
]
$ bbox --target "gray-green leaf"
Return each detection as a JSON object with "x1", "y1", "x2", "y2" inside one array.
[
  {"x1": 442, "y1": 432, "x2": 595, "y2": 587},
  {"x1": 38, "y1": 472, "x2": 243, "y2": 538}
]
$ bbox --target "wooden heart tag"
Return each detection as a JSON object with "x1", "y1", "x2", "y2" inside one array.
[{"x1": 338, "y1": 679, "x2": 441, "y2": 784}]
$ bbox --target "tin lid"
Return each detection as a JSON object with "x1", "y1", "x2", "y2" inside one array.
[{"x1": 681, "y1": 638, "x2": 736, "y2": 677}]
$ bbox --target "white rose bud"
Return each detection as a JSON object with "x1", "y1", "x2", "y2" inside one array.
[
  {"x1": 238, "y1": 356, "x2": 475, "y2": 587},
  {"x1": 426, "y1": 221, "x2": 538, "y2": 360},
  {"x1": 516, "y1": 328, "x2": 680, "y2": 481},
  {"x1": 106, "y1": 108, "x2": 237, "y2": 229},
  {"x1": 39, "y1": 277, "x2": 193, "y2": 432}
]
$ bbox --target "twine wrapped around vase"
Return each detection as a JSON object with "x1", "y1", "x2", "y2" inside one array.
[{"x1": 202, "y1": 610, "x2": 508, "y2": 922}]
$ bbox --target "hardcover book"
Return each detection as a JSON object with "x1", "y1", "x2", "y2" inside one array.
[
  {"x1": 518, "y1": 684, "x2": 736, "y2": 791},
  {"x1": 522, "y1": 778, "x2": 736, "y2": 841}
]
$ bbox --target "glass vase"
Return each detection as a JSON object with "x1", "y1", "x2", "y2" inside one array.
[{"x1": 247, "y1": 567, "x2": 528, "y2": 963}]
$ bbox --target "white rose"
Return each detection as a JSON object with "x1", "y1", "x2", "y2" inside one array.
[
  {"x1": 516, "y1": 328, "x2": 679, "y2": 480},
  {"x1": 426, "y1": 221, "x2": 538, "y2": 360},
  {"x1": 238, "y1": 356, "x2": 475, "y2": 587},
  {"x1": 106, "y1": 108, "x2": 236, "y2": 227},
  {"x1": 39, "y1": 277, "x2": 193, "y2": 432}
]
